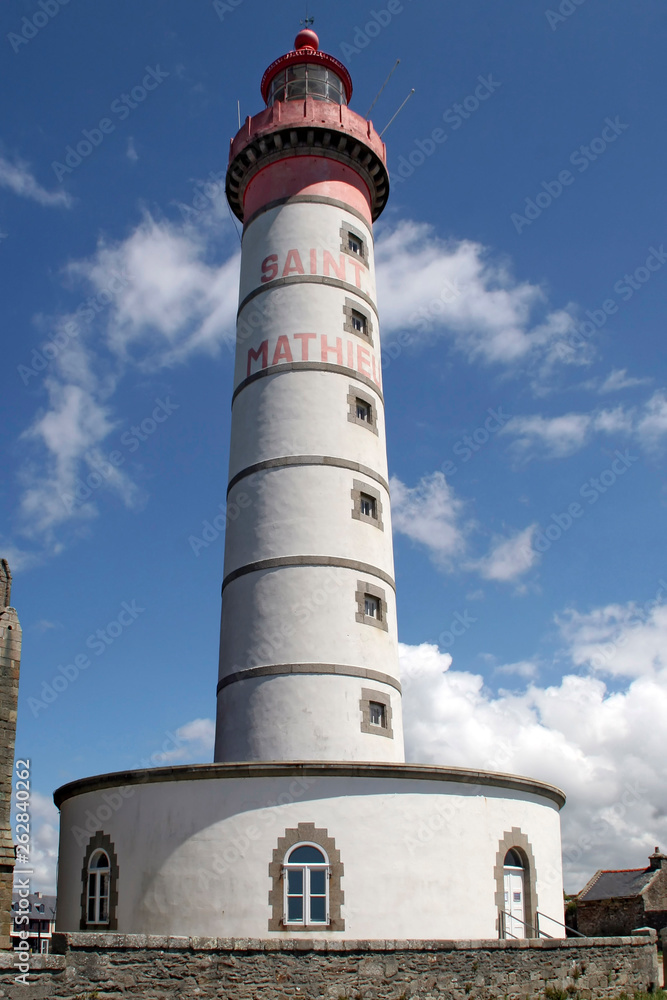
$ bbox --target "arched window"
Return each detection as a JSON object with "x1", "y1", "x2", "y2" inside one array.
[
  {"x1": 283, "y1": 843, "x2": 329, "y2": 925},
  {"x1": 505, "y1": 848, "x2": 524, "y2": 868},
  {"x1": 80, "y1": 832, "x2": 119, "y2": 930},
  {"x1": 87, "y1": 850, "x2": 110, "y2": 925},
  {"x1": 269, "y1": 823, "x2": 344, "y2": 932}
]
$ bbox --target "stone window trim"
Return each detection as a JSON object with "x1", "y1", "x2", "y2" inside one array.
[
  {"x1": 359, "y1": 687, "x2": 394, "y2": 739},
  {"x1": 340, "y1": 223, "x2": 369, "y2": 267},
  {"x1": 268, "y1": 823, "x2": 344, "y2": 932},
  {"x1": 80, "y1": 831, "x2": 119, "y2": 931},
  {"x1": 347, "y1": 386, "x2": 379, "y2": 435},
  {"x1": 343, "y1": 297, "x2": 374, "y2": 346},
  {"x1": 494, "y1": 828, "x2": 539, "y2": 939},
  {"x1": 355, "y1": 580, "x2": 388, "y2": 632},
  {"x1": 351, "y1": 479, "x2": 384, "y2": 531}
]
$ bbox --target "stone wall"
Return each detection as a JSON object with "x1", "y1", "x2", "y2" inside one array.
[
  {"x1": 0, "y1": 932, "x2": 659, "y2": 1000},
  {"x1": 643, "y1": 865, "x2": 667, "y2": 929},
  {"x1": 577, "y1": 897, "x2": 645, "y2": 938},
  {"x1": 0, "y1": 561, "x2": 21, "y2": 951}
]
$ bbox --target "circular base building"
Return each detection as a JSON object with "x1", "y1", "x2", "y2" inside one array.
[{"x1": 55, "y1": 762, "x2": 565, "y2": 939}]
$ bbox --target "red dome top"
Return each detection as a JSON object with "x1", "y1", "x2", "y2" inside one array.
[
  {"x1": 260, "y1": 33, "x2": 353, "y2": 104},
  {"x1": 294, "y1": 28, "x2": 319, "y2": 51}
]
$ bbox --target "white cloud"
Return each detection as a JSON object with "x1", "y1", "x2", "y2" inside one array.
[
  {"x1": 32, "y1": 619, "x2": 63, "y2": 634},
  {"x1": 391, "y1": 475, "x2": 540, "y2": 585},
  {"x1": 69, "y1": 213, "x2": 240, "y2": 366},
  {"x1": 501, "y1": 412, "x2": 598, "y2": 458},
  {"x1": 596, "y1": 369, "x2": 652, "y2": 394},
  {"x1": 473, "y1": 525, "x2": 539, "y2": 582},
  {"x1": 495, "y1": 659, "x2": 539, "y2": 679},
  {"x1": 11, "y1": 202, "x2": 240, "y2": 550},
  {"x1": 18, "y1": 380, "x2": 140, "y2": 539},
  {"x1": 636, "y1": 391, "x2": 667, "y2": 447},
  {"x1": 502, "y1": 394, "x2": 667, "y2": 459},
  {"x1": 375, "y1": 220, "x2": 579, "y2": 371},
  {"x1": 400, "y1": 598, "x2": 667, "y2": 889},
  {"x1": 126, "y1": 137, "x2": 138, "y2": 163},
  {"x1": 151, "y1": 717, "x2": 215, "y2": 765},
  {"x1": 390, "y1": 472, "x2": 468, "y2": 569},
  {"x1": 0, "y1": 154, "x2": 72, "y2": 208},
  {"x1": 0, "y1": 541, "x2": 44, "y2": 573},
  {"x1": 13, "y1": 792, "x2": 59, "y2": 895},
  {"x1": 559, "y1": 594, "x2": 667, "y2": 679}
]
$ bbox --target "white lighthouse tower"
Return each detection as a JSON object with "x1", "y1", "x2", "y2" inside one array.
[
  {"x1": 54, "y1": 31, "x2": 567, "y2": 942},
  {"x1": 215, "y1": 27, "x2": 402, "y2": 765}
]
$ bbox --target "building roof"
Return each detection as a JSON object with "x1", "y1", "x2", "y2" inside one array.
[
  {"x1": 11, "y1": 892, "x2": 57, "y2": 920},
  {"x1": 578, "y1": 867, "x2": 657, "y2": 901}
]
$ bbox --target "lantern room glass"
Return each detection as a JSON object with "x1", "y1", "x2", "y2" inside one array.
[{"x1": 268, "y1": 64, "x2": 346, "y2": 106}]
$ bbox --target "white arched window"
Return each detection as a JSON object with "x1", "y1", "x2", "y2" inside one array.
[
  {"x1": 283, "y1": 843, "x2": 329, "y2": 925},
  {"x1": 87, "y1": 850, "x2": 110, "y2": 925}
]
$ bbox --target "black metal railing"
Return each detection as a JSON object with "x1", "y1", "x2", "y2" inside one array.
[{"x1": 499, "y1": 909, "x2": 587, "y2": 939}]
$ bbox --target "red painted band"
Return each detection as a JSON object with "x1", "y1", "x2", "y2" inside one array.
[{"x1": 244, "y1": 156, "x2": 373, "y2": 225}]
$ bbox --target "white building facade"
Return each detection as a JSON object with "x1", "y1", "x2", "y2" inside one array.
[{"x1": 55, "y1": 29, "x2": 566, "y2": 941}]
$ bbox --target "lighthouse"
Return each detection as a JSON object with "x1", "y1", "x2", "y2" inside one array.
[
  {"x1": 53, "y1": 31, "x2": 566, "y2": 942},
  {"x1": 214, "y1": 28, "x2": 402, "y2": 765}
]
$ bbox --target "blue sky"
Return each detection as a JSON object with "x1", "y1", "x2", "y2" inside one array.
[{"x1": 2, "y1": 0, "x2": 666, "y2": 894}]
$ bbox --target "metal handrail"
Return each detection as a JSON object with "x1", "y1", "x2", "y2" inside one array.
[
  {"x1": 499, "y1": 909, "x2": 541, "y2": 939},
  {"x1": 499, "y1": 909, "x2": 587, "y2": 939},
  {"x1": 537, "y1": 911, "x2": 587, "y2": 938}
]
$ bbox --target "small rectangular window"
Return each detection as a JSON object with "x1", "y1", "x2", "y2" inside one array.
[
  {"x1": 348, "y1": 233, "x2": 363, "y2": 256},
  {"x1": 364, "y1": 595, "x2": 379, "y2": 619},
  {"x1": 360, "y1": 494, "x2": 376, "y2": 518},
  {"x1": 356, "y1": 399, "x2": 371, "y2": 422},
  {"x1": 356, "y1": 581, "x2": 388, "y2": 631},
  {"x1": 351, "y1": 310, "x2": 367, "y2": 335},
  {"x1": 369, "y1": 701, "x2": 386, "y2": 727},
  {"x1": 348, "y1": 386, "x2": 378, "y2": 435},
  {"x1": 359, "y1": 687, "x2": 393, "y2": 738},
  {"x1": 351, "y1": 479, "x2": 383, "y2": 530}
]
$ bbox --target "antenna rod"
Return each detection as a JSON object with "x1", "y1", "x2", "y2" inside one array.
[
  {"x1": 365, "y1": 59, "x2": 400, "y2": 120},
  {"x1": 237, "y1": 100, "x2": 241, "y2": 129},
  {"x1": 379, "y1": 89, "x2": 415, "y2": 138}
]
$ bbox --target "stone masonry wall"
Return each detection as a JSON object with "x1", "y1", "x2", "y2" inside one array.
[
  {"x1": 643, "y1": 865, "x2": 667, "y2": 928},
  {"x1": 0, "y1": 568, "x2": 21, "y2": 950},
  {"x1": 577, "y1": 897, "x2": 645, "y2": 938},
  {"x1": 0, "y1": 932, "x2": 659, "y2": 1000}
]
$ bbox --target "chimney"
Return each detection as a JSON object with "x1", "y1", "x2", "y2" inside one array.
[{"x1": 649, "y1": 847, "x2": 667, "y2": 870}]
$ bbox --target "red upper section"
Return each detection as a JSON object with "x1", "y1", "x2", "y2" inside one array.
[
  {"x1": 260, "y1": 30, "x2": 353, "y2": 104},
  {"x1": 228, "y1": 97, "x2": 387, "y2": 169}
]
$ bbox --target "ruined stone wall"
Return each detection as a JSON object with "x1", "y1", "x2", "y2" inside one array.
[
  {"x1": 0, "y1": 932, "x2": 659, "y2": 1000},
  {"x1": 576, "y1": 897, "x2": 645, "y2": 938},
  {"x1": 643, "y1": 867, "x2": 667, "y2": 916},
  {"x1": 577, "y1": 896, "x2": 667, "y2": 937},
  {"x1": 0, "y1": 560, "x2": 21, "y2": 950}
]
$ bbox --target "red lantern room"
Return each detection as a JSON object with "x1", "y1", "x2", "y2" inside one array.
[
  {"x1": 226, "y1": 31, "x2": 389, "y2": 224},
  {"x1": 260, "y1": 29, "x2": 353, "y2": 106}
]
